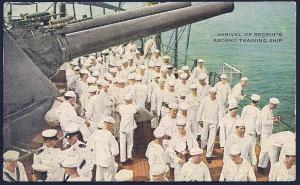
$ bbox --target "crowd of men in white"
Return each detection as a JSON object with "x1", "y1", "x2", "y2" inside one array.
[{"x1": 3, "y1": 39, "x2": 296, "y2": 182}]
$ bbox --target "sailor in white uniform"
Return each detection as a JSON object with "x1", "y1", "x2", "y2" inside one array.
[
  {"x1": 133, "y1": 74, "x2": 148, "y2": 110},
  {"x1": 31, "y1": 163, "x2": 49, "y2": 182},
  {"x1": 118, "y1": 93, "x2": 138, "y2": 163},
  {"x1": 145, "y1": 127, "x2": 169, "y2": 180},
  {"x1": 158, "y1": 103, "x2": 179, "y2": 137},
  {"x1": 180, "y1": 147, "x2": 211, "y2": 181},
  {"x1": 151, "y1": 78, "x2": 167, "y2": 128},
  {"x1": 57, "y1": 91, "x2": 91, "y2": 142},
  {"x1": 214, "y1": 73, "x2": 231, "y2": 110},
  {"x1": 87, "y1": 116, "x2": 119, "y2": 181},
  {"x1": 33, "y1": 129, "x2": 64, "y2": 181},
  {"x1": 228, "y1": 77, "x2": 248, "y2": 106},
  {"x1": 196, "y1": 87, "x2": 223, "y2": 161},
  {"x1": 257, "y1": 97, "x2": 280, "y2": 172},
  {"x1": 175, "y1": 73, "x2": 190, "y2": 97},
  {"x1": 67, "y1": 66, "x2": 80, "y2": 91},
  {"x1": 219, "y1": 104, "x2": 240, "y2": 149},
  {"x1": 196, "y1": 73, "x2": 210, "y2": 101},
  {"x1": 75, "y1": 69, "x2": 89, "y2": 97},
  {"x1": 219, "y1": 144, "x2": 256, "y2": 181},
  {"x1": 150, "y1": 164, "x2": 169, "y2": 181},
  {"x1": 61, "y1": 124, "x2": 94, "y2": 181},
  {"x1": 169, "y1": 118, "x2": 199, "y2": 181},
  {"x1": 269, "y1": 144, "x2": 296, "y2": 181},
  {"x1": 80, "y1": 77, "x2": 97, "y2": 111},
  {"x1": 191, "y1": 58, "x2": 207, "y2": 82},
  {"x1": 61, "y1": 156, "x2": 90, "y2": 181},
  {"x1": 241, "y1": 93, "x2": 261, "y2": 164},
  {"x1": 3, "y1": 150, "x2": 28, "y2": 182}
]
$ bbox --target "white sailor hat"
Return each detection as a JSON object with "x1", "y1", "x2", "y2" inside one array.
[
  {"x1": 96, "y1": 57, "x2": 103, "y2": 62},
  {"x1": 153, "y1": 127, "x2": 165, "y2": 138},
  {"x1": 151, "y1": 164, "x2": 168, "y2": 176},
  {"x1": 220, "y1": 74, "x2": 228, "y2": 79},
  {"x1": 240, "y1": 77, "x2": 248, "y2": 81},
  {"x1": 189, "y1": 147, "x2": 203, "y2": 156},
  {"x1": 229, "y1": 144, "x2": 241, "y2": 155},
  {"x1": 180, "y1": 73, "x2": 188, "y2": 79},
  {"x1": 115, "y1": 60, "x2": 122, "y2": 67},
  {"x1": 135, "y1": 50, "x2": 140, "y2": 54},
  {"x1": 79, "y1": 69, "x2": 89, "y2": 74},
  {"x1": 127, "y1": 55, "x2": 134, "y2": 60},
  {"x1": 3, "y1": 150, "x2": 19, "y2": 161},
  {"x1": 65, "y1": 123, "x2": 80, "y2": 134},
  {"x1": 32, "y1": 163, "x2": 49, "y2": 172},
  {"x1": 181, "y1": 65, "x2": 189, "y2": 71},
  {"x1": 106, "y1": 73, "x2": 113, "y2": 81},
  {"x1": 153, "y1": 73, "x2": 161, "y2": 79},
  {"x1": 109, "y1": 67, "x2": 117, "y2": 73},
  {"x1": 101, "y1": 49, "x2": 109, "y2": 54},
  {"x1": 118, "y1": 79, "x2": 126, "y2": 83},
  {"x1": 42, "y1": 129, "x2": 57, "y2": 138},
  {"x1": 168, "y1": 103, "x2": 179, "y2": 109},
  {"x1": 176, "y1": 118, "x2": 186, "y2": 126},
  {"x1": 121, "y1": 59, "x2": 129, "y2": 64},
  {"x1": 168, "y1": 80, "x2": 175, "y2": 86},
  {"x1": 180, "y1": 92, "x2": 187, "y2": 97},
  {"x1": 129, "y1": 44, "x2": 135, "y2": 50},
  {"x1": 73, "y1": 66, "x2": 80, "y2": 71},
  {"x1": 103, "y1": 116, "x2": 115, "y2": 124},
  {"x1": 70, "y1": 60, "x2": 79, "y2": 66},
  {"x1": 197, "y1": 58, "x2": 205, "y2": 63},
  {"x1": 235, "y1": 119, "x2": 245, "y2": 127},
  {"x1": 228, "y1": 103, "x2": 238, "y2": 110},
  {"x1": 96, "y1": 79, "x2": 104, "y2": 85},
  {"x1": 61, "y1": 156, "x2": 81, "y2": 168},
  {"x1": 84, "y1": 60, "x2": 92, "y2": 67},
  {"x1": 285, "y1": 143, "x2": 296, "y2": 156},
  {"x1": 179, "y1": 102, "x2": 190, "y2": 110},
  {"x1": 112, "y1": 78, "x2": 119, "y2": 83},
  {"x1": 166, "y1": 64, "x2": 173, "y2": 69},
  {"x1": 208, "y1": 87, "x2": 218, "y2": 93},
  {"x1": 115, "y1": 169, "x2": 133, "y2": 181},
  {"x1": 89, "y1": 55, "x2": 96, "y2": 60},
  {"x1": 161, "y1": 66, "x2": 167, "y2": 72},
  {"x1": 87, "y1": 76, "x2": 96, "y2": 84},
  {"x1": 269, "y1": 97, "x2": 280, "y2": 105},
  {"x1": 64, "y1": 91, "x2": 76, "y2": 98},
  {"x1": 124, "y1": 93, "x2": 132, "y2": 101},
  {"x1": 110, "y1": 61, "x2": 116, "y2": 67},
  {"x1": 127, "y1": 73, "x2": 136, "y2": 80},
  {"x1": 155, "y1": 62, "x2": 162, "y2": 67},
  {"x1": 92, "y1": 71, "x2": 100, "y2": 77},
  {"x1": 139, "y1": 65, "x2": 146, "y2": 70},
  {"x1": 158, "y1": 78, "x2": 166, "y2": 83},
  {"x1": 251, "y1": 94, "x2": 261, "y2": 101},
  {"x1": 87, "y1": 85, "x2": 98, "y2": 93},
  {"x1": 153, "y1": 49, "x2": 160, "y2": 53},
  {"x1": 175, "y1": 142, "x2": 186, "y2": 152},
  {"x1": 135, "y1": 74, "x2": 142, "y2": 81},
  {"x1": 162, "y1": 55, "x2": 170, "y2": 60},
  {"x1": 190, "y1": 83, "x2": 197, "y2": 89},
  {"x1": 198, "y1": 73, "x2": 207, "y2": 80}
]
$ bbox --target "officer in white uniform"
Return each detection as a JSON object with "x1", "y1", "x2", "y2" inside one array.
[
  {"x1": 219, "y1": 144, "x2": 256, "y2": 181},
  {"x1": 214, "y1": 74, "x2": 231, "y2": 109},
  {"x1": 118, "y1": 93, "x2": 138, "y2": 163},
  {"x1": 180, "y1": 147, "x2": 211, "y2": 181},
  {"x1": 169, "y1": 118, "x2": 199, "y2": 181},
  {"x1": 60, "y1": 156, "x2": 90, "y2": 181},
  {"x1": 3, "y1": 150, "x2": 28, "y2": 182},
  {"x1": 87, "y1": 116, "x2": 119, "y2": 181},
  {"x1": 219, "y1": 104, "x2": 240, "y2": 148},
  {"x1": 241, "y1": 94, "x2": 261, "y2": 162},
  {"x1": 57, "y1": 91, "x2": 91, "y2": 142},
  {"x1": 31, "y1": 163, "x2": 49, "y2": 182},
  {"x1": 145, "y1": 127, "x2": 169, "y2": 180},
  {"x1": 196, "y1": 87, "x2": 223, "y2": 161},
  {"x1": 33, "y1": 129, "x2": 64, "y2": 181},
  {"x1": 269, "y1": 145, "x2": 296, "y2": 181},
  {"x1": 61, "y1": 124, "x2": 94, "y2": 181},
  {"x1": 228, "y1": 77, "x2": 248, "y2": 106},
  {"x1": 257, "y1": 97, "x2": 280, "y2": 172}
]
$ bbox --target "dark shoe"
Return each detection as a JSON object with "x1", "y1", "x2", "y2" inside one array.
[{"x1": 257, "y1": 167, "x2": 265, "y2": 174}]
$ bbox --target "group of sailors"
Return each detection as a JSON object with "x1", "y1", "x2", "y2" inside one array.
[{"x1": 3, "y1": 38, "x2": 296, "y2": 182}]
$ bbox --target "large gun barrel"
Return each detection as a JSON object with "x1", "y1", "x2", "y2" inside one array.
[
  {"x1": 61, "y1": 2, "x2": 234, "y2": 60},
  {"x1": 59, "y1": 2, "x2": 191, "y2": 34}
]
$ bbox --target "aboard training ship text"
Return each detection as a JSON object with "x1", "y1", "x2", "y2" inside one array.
[{"x1": 213, "y1": 32, "x2": 283, "y2": 43}]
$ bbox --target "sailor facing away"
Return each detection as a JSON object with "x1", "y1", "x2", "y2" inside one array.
[
  {"x1": 145, "y1": 127, "x2": 169, "y2": 180},
  {"x1": 228, "y1": 77, "x2": 248, "y2": 106},
  {"x1": 196, "y1": 87, "x2": 223, "y2": 161},
  {"x1": 33, "y1": 129, "x2": 64, "y2": 181},
  {"x1": 3, "y1": 150, "x2": 28, "y2": 182},
  {"x1": 168, "y1": 118, "x2": 199, "y2": 181},
  {"x1": 118, "y1": 93, "x2": 138, "y2": 163},
  {"x1": 268, "y1": 144, "x2": 296, "y2": 181},
  {"x1": 180, "y1": 147, "x2": 211, "y2": 181},
  {"x1": 87, "y1": 116, "x2": 119, "y2": 181},
  {"x1": 219, "y1": 144, "x2": 256, "y2": 182},
  {"x1": 60, "y1": 156, "x2": 90, "y2": 181},
  {"x1": 31, "y1": 163, "x2": 49, "y2": 182},
  {"x1": 219, "y1": 104, "x2": 240, "y2": 148},
  {"x1": 257, "y1": 97, "x2": 280, "y2": 172}
]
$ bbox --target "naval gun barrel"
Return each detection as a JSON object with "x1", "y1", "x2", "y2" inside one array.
[
  {"x1": 60, "y1": 2, "x2": 234, "y2": 61},
  {"x1": 59, "y1": 2, "x2": 191, "y2": 34}
]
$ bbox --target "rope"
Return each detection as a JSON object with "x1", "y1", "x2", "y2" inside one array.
[{"x1": 184, "y1": 24, "x2": 192, "y2": 65}]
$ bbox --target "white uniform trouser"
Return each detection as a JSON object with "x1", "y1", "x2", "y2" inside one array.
[
  {"x1": 120, "y1": 130, "x2": 134, "y2": 162},
  {"x1": 96, "y1": 164, "x2": 116, "y2": 181},
  {"x1": 268, "y1": 146, "x2": 280, "y2": 165},
  {"x1": 174, "y1": 163, "x2": 183, "y2": 181},
  {"x1": 201, "y1": 122, "x2": 217, "y2": 157},
  {"x1": 258, "y1": 136, "x2": 270, "y2": 168},
  {"x1": 246, "y1": 133, "x2": 258, "y2": 165}
]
